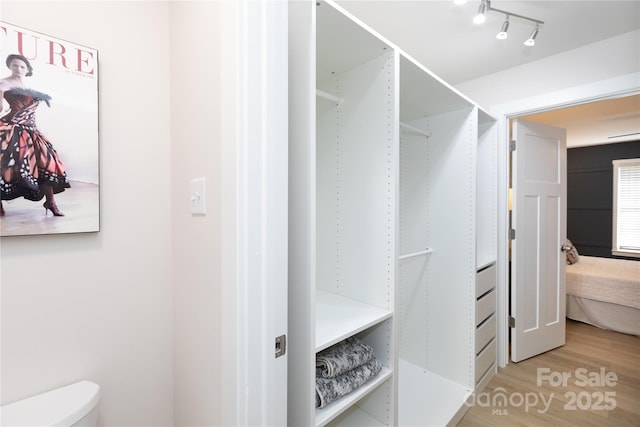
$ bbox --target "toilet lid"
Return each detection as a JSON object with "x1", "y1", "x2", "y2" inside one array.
[{"x1": 0, "y1": 381, "x2": 100, "y2": 426}]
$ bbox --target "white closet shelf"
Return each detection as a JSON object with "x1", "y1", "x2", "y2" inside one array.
[
  {"x1": 398, "y1": 358, "x2": 473, "y2": 426},
  {"x1": 321, "y1": 406, "x2": 387, "y2": 427},
  {"x1": 316, "y1": 290, "x2": 392, "y2": 352},
  {"x1": 316, "y1": 367, "x2": 392, "y2": 427}
]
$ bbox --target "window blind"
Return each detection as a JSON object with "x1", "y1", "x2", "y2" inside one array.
[{"x1": 613, "y1": 158, "x2": 640, "y2": 255}]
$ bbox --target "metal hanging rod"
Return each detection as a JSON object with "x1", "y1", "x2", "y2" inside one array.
[
  {"x1": 316, "y1": 89, "x2": 344, "y2": 105},
  {"x1": 399, "y1": 248, "x2": 433, "y2": 261},
  {"x1": 400, "y1": 122, "x2": 431, "y2": 138}
]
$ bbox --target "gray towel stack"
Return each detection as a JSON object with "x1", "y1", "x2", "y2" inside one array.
[{"x1": 315, "y1": 337, "x2": 383, "y2": 408}]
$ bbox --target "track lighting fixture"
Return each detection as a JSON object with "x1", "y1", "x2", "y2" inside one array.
[
  {"x1": 455, "y1": 0, "x2": 544, "y2": 46},
  {"x1": 524, "y1": 25, "x2": 539, "y2": 46},
  {"x1": 496, "y1": 16, "x2": 509, "y2": 39}
]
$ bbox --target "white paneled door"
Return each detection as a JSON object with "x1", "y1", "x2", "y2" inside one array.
[{"x1": 511, "y1": 120, "x2": 567, "y2": 362}]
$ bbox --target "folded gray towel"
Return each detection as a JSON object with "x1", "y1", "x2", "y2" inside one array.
[
  {"x1": 315, "y1": 358, "x2": 383, "y2": 408},
  {"x1": 316, "y1": 337, "x2": 374, "y2": 378}
]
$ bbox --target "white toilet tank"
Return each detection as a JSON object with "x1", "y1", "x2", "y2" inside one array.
[{"x1": 0, "y1": 380, "x2": 100, "y2": 427}]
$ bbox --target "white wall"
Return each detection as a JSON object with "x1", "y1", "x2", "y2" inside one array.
[
  {"x1": 0, "y1": 2, "x2": 174, "y2": 426},
  {"x1": 456, "y1": 30, "x2": 640, "y2": 108},
  {"x1": 169, "y1": 1, "x2": 223, "y2": 425}
]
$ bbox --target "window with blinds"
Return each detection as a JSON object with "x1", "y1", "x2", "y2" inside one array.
[{"x1": 612, "y1": 158, "x2": 640, "y2": 257}]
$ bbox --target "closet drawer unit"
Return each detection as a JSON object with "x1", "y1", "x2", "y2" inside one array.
[
  {"x1": 475, "y1": 313, "x2": 496, "y2": 354},
  {"x1": 475, "y1": 289, "x2": 495, "y2": 326},
  {"x1": 475, "y1": 338, "x2": 496, "y2": 383},
  {"x1": 476, "y1": 263, "x2": 496, "y2": 297}
]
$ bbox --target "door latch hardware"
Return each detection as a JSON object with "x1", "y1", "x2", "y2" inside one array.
[{"x1": 275, "y1": 334, "x2": 286, "y2": 358}]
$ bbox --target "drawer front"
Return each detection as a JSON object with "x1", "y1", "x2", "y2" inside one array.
[
  {"x1": 475, "y1": 339, "x2": 497, "y2": 383},
  {"x1": 476, "y1": 313, "x2": 496, "y2": 354},
  {"x1": 476, "y1": 289, "x2": 496, "y2": 326},
  {"x1": 476, "y1": 263, "x2": 496, "y2": 297}
]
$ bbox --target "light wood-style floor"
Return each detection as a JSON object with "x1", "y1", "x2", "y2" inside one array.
[
  {"x1": 458, "y1": 319, "x2": 640, "y2": 426},
  {"x1": 0, "y1": 181, "x2": 99, "y2": 237}
]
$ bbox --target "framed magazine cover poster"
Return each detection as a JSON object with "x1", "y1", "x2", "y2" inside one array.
[{"x1": 0, "y1": 21, "x2": 99, "y2": 236}]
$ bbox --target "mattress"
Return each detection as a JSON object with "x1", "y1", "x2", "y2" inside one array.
[
  {"x1": 567, "y1": 295, "x2": 639, "y2": 336},
  {"x1": 566, "y1": 255, "x2": 640, "y2": 310},
  {"x1": 566, "y1": 255, "x2": 640, "y2": 335}
]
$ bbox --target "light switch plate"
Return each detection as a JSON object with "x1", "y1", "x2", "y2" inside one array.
[{"x1": 190, "y1": 177, "x2": 206, "y2": 215}]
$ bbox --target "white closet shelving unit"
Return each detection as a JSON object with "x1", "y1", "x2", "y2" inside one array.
[{"x1": 288, "y1": 2, "x2": 498, "y2": 426}]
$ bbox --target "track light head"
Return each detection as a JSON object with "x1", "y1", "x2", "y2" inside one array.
[
  {"x1": 473, "y1": 0, "x2": 488, "y2": 24},
  {"x1": 496, "y1": 16, "x2": 509, "y2": 39},
  {"x1": 524, "y1": 25, "x2": 540, "y2": 46}
]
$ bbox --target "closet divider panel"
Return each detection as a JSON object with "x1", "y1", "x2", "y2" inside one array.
[
  {"x1": 396, "y1": 109, "x2": 478, "y2": 427},
  {"x1": 398, "y1": 118, "x2": 430, "y2": 369},
  {"x1": 396, "y1": 107, "x2": 479, "y2": 427},
  {"x1": 316, "y1": 51, "x2": 396, "y2": 310},
  {"x1": 425, "y1": 106, "x2": 477, "y2": 389},
  {"x1": 477, "y1": 112, "x2": 498, "y2": 268},
  {"x1": 288, "y1": 1, "x2": 317, "y2": 426},
  {"x1": 348, "y1": 319, "x2": 395, "y2": 425},
  {"x1": 316, "y1": 81, "x2": 340, "y2": 296},
  {"x1": 475, "y1": 110, "x2": 498, "y2": 392}
]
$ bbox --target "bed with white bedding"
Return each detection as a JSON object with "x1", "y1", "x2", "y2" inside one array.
[{"x1": 566, "y1": 255, "x2": 640, "y2": 336}]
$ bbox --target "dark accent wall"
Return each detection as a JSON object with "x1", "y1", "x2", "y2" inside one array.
[{"x1": 567, "y1": 140, "x2": 640, "y2": 259}]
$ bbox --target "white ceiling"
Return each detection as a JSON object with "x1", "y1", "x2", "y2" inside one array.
[
  {"x1": 336, "y1": 0, "x2": 640, "y2": 85},
  {"x1": 335, "y1": 0, "x2": 640, "y2": 147},
  {"x1": 520, "y1": 94, "x2": 640, "y2": 147}
]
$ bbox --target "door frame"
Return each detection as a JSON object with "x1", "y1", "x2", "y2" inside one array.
[
  {"x1": 221, "y1": 1, "x2": 289, "y2": 425},
  {"x1": 491, "y1": 73, "x2": 640, "y2": 367}
]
